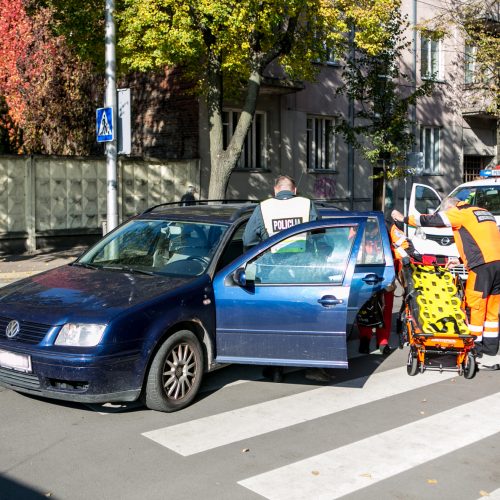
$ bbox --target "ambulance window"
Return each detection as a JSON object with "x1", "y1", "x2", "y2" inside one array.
[
  {"x1": 247, "y1": 226, "x2": 356, "y2": 285},
  {"x1": 476, "y1": 187, "x2": 500, "y2": 215},
  {"x1": 415, "y1": 185, "x2": 440, "y2": 214}
]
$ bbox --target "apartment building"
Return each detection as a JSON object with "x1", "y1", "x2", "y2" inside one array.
[{"x1": 194, "y1": 0, "x2": 498, "y2": 211}]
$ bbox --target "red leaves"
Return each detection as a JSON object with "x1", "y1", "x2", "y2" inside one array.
[{"x1": 0, "y1": 1, "x2": 98, "y2": 154}]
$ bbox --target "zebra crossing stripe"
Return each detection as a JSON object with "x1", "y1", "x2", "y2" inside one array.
[
  {"x1": 239, "y1": 391, "x2": 500, "y2": 500},
  {"x1": 142, "y1": 367, "x2": 457, "y2": 456}
]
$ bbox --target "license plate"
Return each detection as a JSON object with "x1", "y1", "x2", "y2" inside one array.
[{"x1": 0, "y1": 349, "x2": 32, "y2": 373}]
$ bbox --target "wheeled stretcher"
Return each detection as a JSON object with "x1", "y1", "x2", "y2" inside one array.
[{"x1": 398, "y1": 262, "x2": 477, "y2": 378}]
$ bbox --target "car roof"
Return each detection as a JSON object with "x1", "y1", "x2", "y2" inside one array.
[
  {"x1": 138, "y1": 201, "x2": 258, "y2": 223},
  {"x1": 135, "y1": 200, "x2": 382, "y2": 224},
  {"x1": 452, "y1": 177, "x2": 500, "y2": 190}
]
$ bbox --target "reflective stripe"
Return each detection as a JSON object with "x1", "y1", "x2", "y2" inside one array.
[
  {"x1": 396, "y1": 248, "x2": 408, "y2": 258},
  {"x1": 468, "y1": 324, "x2": 484, "y2": 333},
  {"x1": 484, "y1": 321, "x2": 499, "y2": 328},
  {"x1": 483, "y1": 331, "x2": 499, "y2": 338},
  {"x1": 475, "y1": 335, "x2": 483, "y2": 341},
  {"x1": 395, "y1": 236, "x2": 406, "y2": 247},
  {"x1": 439, "y1": 211, "x2": 453, "y2": 227}
]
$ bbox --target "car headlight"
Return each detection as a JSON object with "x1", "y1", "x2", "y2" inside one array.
[
  {"x1": 415, "y1": 227, "x2": 426, "y2": 239},
  {"x1": 55, "y1": 323, "x2": 107, "y2": 347}
]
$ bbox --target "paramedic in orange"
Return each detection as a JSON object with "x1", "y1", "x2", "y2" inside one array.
[
  {"x1": 392, "y1": 198, "x2": 500, "y2": 356},
  {"x1": 389, "y1": 220, "x2": 422, "y2": 283}
]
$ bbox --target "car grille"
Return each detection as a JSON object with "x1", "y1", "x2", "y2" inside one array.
[
  {"x1": 0, "y1": 316, "x2": 52, "y2": 344},
  {"x1": 425, "y1": 234, "x2": 455, "y2": 246},
  {"x1": 0, "y1": 367, "x2": 40, "y2": 390}
]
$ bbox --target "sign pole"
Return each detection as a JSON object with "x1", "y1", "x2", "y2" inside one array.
[{"x1": 104, "y1": 0, "x2": 118, "y2": 232}]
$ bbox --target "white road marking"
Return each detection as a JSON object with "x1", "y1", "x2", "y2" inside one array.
[
  {"x1": 239, "y1": 391, "x2": 500, "y2": 500},
  {"x1": 478, "y1": 488, "x2": 500, "y2": 499},
  {"x1": 142, "y1": 367, "x2": 457, "y2": 456}
]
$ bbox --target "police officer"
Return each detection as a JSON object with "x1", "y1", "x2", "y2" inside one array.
[
  {"x1": 392, "y1": 198, "x2": 500, "y2": 361},
  {"x1": 243, "y1": 175, "x2": 332, "y2": 382},
  {"x1": 242, "y1": 175, "x2": 318, "y2": 248}
]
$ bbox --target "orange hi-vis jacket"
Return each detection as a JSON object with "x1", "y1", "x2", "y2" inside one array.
[
  {"x1": 406, "y1": 202, "x2": 500, "y2": 269},
  {"x1": 390, "y1": 224, "x2": 411, "y2": 262}
]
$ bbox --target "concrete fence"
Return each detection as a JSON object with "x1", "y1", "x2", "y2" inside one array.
[{"x1": 0, "y1": 155, "x2": 200, "y2": 253}]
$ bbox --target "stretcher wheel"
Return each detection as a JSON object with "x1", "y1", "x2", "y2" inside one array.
[
  {"x1": 407, "y1": 347, "x2": 419, "y2": 376},
  {"x1": 463, "y1": 352, "x2": 476, "y2": 379}
]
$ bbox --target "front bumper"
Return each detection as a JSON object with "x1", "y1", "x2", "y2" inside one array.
[{"x1": 0, "y1": 347, "x2": 143, "y2": 404}]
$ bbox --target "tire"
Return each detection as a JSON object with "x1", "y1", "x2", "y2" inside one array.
[
  {"x1": 463, "y1": 352, "x2": 476, "y2": 380},
  {"x1": 407, "y1": 347, "x2": 419, "y2": 376},
  {"x1": 142, "y1": 330, "x2": 204, "y2": 412}
]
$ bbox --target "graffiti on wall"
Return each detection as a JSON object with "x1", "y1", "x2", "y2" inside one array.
[{"x1": 313, "y1": 177, "x2": 336, "y2": 199}]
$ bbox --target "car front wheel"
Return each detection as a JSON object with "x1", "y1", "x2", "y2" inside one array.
[{"x1": 142, "y1": 330, "x2": 204, "y2": 412}]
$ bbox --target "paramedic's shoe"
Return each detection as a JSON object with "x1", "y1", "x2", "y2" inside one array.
[
  {"x1": 305, "y1": 368, "x2": 335, "y2": 382},
  {"x1": 380, "y1": 344, "x2": 392, "y2": 355},
  {"x1": 358, "y1": 338, "x2": 370, "y2": 354},
  {"x1": 478, "y1": 363, "x2": 500, "y2": 371}
]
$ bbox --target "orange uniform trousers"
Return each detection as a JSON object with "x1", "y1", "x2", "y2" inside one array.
[{"x1": 465, "y1": 261, "x2": 500, "y2": 356}]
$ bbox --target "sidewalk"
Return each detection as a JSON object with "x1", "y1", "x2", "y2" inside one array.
[{"x1": 0, "y1": 247, "x2": 86, "y2": 287}]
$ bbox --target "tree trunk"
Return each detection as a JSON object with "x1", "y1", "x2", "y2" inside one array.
[{"x1": 207, "y1": 69, "x2": 262, "y2": 200}]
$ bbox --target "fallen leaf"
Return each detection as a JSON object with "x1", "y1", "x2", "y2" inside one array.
[
  {"x1": 479, "y1": 490, "x2": 490, "y2": 497},
  {"x1": 360, "y1": 473, "x2": 372, "y2": 479},
  {"x1": 241, "y1": 448, "x2": 250, "y2": 453},
  {"x1": 420, "y1": 411, "x2": 425, "y2": 415},
  {"x1": 427, "y1": 479, "x2": 438, "y2": 484},
  {"x1": 311, "y1": 470, "x2": 320, "y2": 476}
]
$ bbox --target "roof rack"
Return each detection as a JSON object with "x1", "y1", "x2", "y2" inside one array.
[{"x1": 142, "y1": 199, "x2": 259, "y2": 214}]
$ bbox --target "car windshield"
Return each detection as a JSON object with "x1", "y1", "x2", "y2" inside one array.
[
  {"x1": 447, "y1": 186, "x2": 500, "y2": 216},
  {"x1": 77, "y1": 219, "x2": 228, "y2": 277}
]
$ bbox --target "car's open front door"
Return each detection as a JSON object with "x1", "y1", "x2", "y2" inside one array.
[{"x1": 212, "y1": 218, "x2": 366, "y2": 369}]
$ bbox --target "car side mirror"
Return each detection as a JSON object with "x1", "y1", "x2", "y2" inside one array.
[{"x1": 232, "y1": 267, "x2": 247, "y2": 287}]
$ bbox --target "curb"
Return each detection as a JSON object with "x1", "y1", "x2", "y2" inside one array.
[{"x1": 0, "y1": 271, "x2": 40, "y2": 280}]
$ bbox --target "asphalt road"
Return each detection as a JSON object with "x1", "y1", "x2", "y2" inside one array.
[{"x1": 1, "y1": 335, "x2": 500, "y2": 500}]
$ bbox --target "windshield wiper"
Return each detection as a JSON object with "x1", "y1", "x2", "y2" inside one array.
[
  {"x1": 100, "y1": 265, "x2": 155, "y2": 276},
  {"x1": 72, "y1": 262, "x2": 99, "y2": 270}
]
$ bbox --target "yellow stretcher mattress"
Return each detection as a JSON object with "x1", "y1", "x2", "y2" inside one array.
[{"x1": 409, "y1": 264, "x2": 469, "y2": 336}]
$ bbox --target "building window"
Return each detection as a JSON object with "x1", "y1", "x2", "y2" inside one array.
[
  {"x1": 420, "y1": 126, "x2": 440, "y2": 174},
  {"x1": 307, "y1": 116, "x2": 336, "y2": 170},
  {"x1": 223, "y1": 110, "x2": 267, "y2": 169},
  {"x1": 421, "y1": 36, "x2": 441, "y2": 80},
  {"x1": 464, "y1": 45, "x2": 476, "y2": 84}
]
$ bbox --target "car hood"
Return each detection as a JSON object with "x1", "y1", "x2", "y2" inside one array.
[{"x1": 0, "y1": 265, "x2": 196, "y2": 324}]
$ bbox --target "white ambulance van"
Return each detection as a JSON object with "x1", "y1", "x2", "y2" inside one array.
[{"x1": 408, "y1": 168, "x2": 500, "y2": 275}]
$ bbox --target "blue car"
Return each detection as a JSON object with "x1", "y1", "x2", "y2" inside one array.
[{"x1": 0, "y1": 203, "x2": 395, "y2": 412}]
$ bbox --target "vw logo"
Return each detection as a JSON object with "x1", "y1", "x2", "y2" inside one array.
[
  {"x1": 440, "y1": 237, "x2": 451, "y2": 246},
  {"x1": 5, "y1": 320, "x2": 20, "y2": 339}
]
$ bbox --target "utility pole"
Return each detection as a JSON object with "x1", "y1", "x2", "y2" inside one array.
[{"x1": 104, "y1": 0, "x2": 118, "y2": 231}]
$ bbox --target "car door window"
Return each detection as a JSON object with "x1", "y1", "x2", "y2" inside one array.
[
  {"x1": 356, "y1": 217, "x2": 385, "y2": 265},
  {"x1": 248, "y1": 226, "x2": 357, "y2": 285},
  {"x1": 216, "y1": 222, "x2": 248, "y2": 272}
]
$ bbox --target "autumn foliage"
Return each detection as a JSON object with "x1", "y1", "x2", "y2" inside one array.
[{"x1": 0, "y1": 0, "x2": 99, "y2": 154}]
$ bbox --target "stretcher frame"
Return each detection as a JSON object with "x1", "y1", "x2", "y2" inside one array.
[{"x1": 398, "y1": 260, "x2": 477, "y2": 379}]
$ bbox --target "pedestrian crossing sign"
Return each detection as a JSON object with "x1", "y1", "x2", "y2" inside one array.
[{"x1": 96, "y1": 107, "x2": 114, "y2": 142}]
